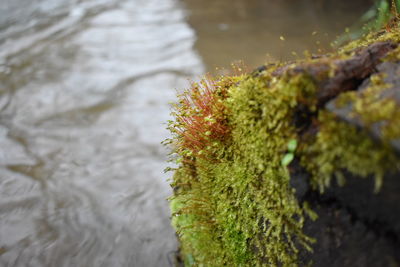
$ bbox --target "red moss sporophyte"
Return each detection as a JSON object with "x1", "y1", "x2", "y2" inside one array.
[{"x1": 167, "y1": 74, "x2": 240, "y2": 159}]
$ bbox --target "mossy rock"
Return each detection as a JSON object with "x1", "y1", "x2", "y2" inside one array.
[{"x1": 166, "y1": 28, "x2": 400, "y2": 267}]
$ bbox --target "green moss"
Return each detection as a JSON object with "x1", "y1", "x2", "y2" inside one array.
[
  {"x1": 299, "y1": 111, "x2": 399, "y2": 193},
  {"x1": 169, "y1": 70, "x2": 319, "y2": 266},
  {"x1": 171, "y1": 166, "x2": 225, "y2": 266},
  {"x1": 306, "y1": 70, "x2": 400, "y2": 194},
  {"x1": 337, "y1": 72, "x2": 400, "y2": 142},
  {"x1": 167, "y1": 29, "x2": 400, "y2": 267},
  {"x1": 384, "y1": 44, "x2": 400, "y2": 61},
  {"x1": 339, "y1": 27, "x2": 400, "y2": 54}
]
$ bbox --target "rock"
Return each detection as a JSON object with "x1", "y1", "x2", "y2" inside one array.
[
  {"x1": 327, "y1": 61, "x2": 400, "y2": 154},
  {"x1": 167, "y1": 28, "x2": 400, "y2": 266}
]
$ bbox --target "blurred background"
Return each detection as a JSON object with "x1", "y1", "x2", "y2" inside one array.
[{"x1": 0, "y1": 0, "x2": 373, "y2": 266}]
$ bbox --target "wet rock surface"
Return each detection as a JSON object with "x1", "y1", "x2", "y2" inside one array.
[
  {"x1": 327, "y1": 60, "x2": 400, "y2": 154},
  {"x1": 290, "y1": 167, "x2": 400, "y2": 266},
  {"x1": 300, "y1": 201, "x2": 400, "y2": 267},
  {"x1": 289, "y1": 41, "x2": 400, "y2": 266}
]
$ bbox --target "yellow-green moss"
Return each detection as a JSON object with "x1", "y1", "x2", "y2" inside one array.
[
  {"x1": 335, "y1": 72, "x2": 400, "y2": 143},
  {"x1": 299, "y1": 111, "x2": 399, "y2": 193},
  {"x1": 169, "y1": 71, "x2": 318, "y2": 266},
  {"x1": 167, "y1": 28, "x2": 400, "y2": 267},
  {"x1": 339, "y1": 27, "x2": 400, "y2": 54}
]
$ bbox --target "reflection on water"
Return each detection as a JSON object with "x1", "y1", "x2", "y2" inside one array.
[
  {"x1": 0, "y1": 0, "x2": 203, "y2": 266},
  {"x1": 0, "y1": 0, "x2": 369, "y2": 266}
]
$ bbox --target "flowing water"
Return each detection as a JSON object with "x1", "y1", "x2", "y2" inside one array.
[
  {"x1": 0, "y1": 0, "x2": 367, "y2": 266},
  {"x1": 0, "y1": 0, "x2": 203, "y2": 266}
]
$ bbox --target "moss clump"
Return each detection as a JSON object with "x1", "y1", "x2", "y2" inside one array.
[
  {"x1": 169, "y1": 70, "x2": 318, "y2": 266},
  {"x1": 335, "y1": 72, "x2": 400, "y2": 143},
  {"x1": 339, "y1": 27, "x2": 400, "y2": 54},
  {"x1": 299, "y1": 111, "x2": 399, "y2": 193},
  {"x1": 166, "y1": 29, "x2": 400, "y2": 267}
]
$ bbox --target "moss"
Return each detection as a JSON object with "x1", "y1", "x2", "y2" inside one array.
[
  {"x1": 222, "y1": 73, "x2": 317, "y2": 265},
  {"x1": 384, "y1": 44, "x2": 400, "y2": 61},
  {"x1": 168, "y1": 70, "x2": 319, "y2": 266},
  {"x1": 166, "y1": 28, "x2": 400, "y2": 267},
  {"x1": 336, "y1": 72, "x2": 400, "y2": 142},
  {"x1": 299, "y1": 111, "x2": 399, "y2": 193},
  {"x1": 339, "y1": 27, "x2": 400, "y2": 54}
]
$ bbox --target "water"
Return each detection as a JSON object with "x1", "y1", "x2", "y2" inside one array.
[
  {"x1": 184, "y1": 0, "x2": 370, "y2": 72},
  {"x1": 0, "y1": 0, "x2": 366, "y2": 266},
  {"x1": 0, "y1": 0, "x2": 203, "y2": 266}
]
